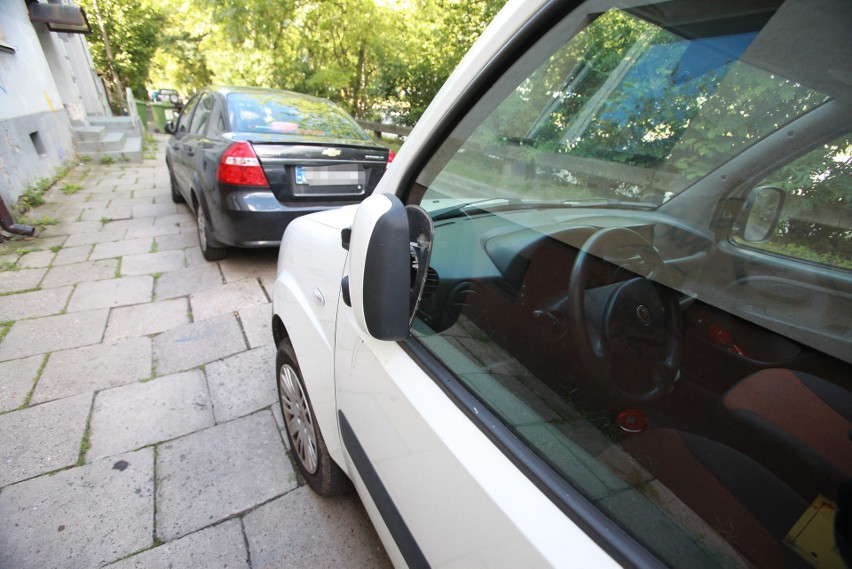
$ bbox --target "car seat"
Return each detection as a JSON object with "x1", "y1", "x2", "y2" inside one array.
[
  {"x1": 721, "y1": 368, "x2": 852, "y2": 502},
  {"x1": 621, "y1": 428, "x2": 809, "y2": 567}
]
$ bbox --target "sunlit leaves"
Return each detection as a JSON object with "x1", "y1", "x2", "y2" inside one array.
[
  {"x1": 78, "y1": 0, "x2": 165, "y2": 105},
  {"x1": 144, "y1": 0, "x2": 505, "y2": 123}
]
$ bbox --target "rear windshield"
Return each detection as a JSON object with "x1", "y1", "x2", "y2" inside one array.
[{"x1": 226, "y1": 92, "x2": 371, "y2": 141}]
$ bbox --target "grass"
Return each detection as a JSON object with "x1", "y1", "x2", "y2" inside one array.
[
  {"x1": 150, "y1": 240, "x2": 159, "y2": 253},
  {"x1": 49, "y1": 245, "x2": 62, "y2": 253},
  {"x1": 0, "y1": 320, "x2": 13, "y2": 343},
  {"x1": 21, "y1": 216, "x2": 59, "y2": 227},
  {"x1": 100, "y1": 217, "x2": 112, "y2": 224},
  {"x1": 0, "y1": 261, "x2": 18, "y2": 272},
  {"x1": 80, "y1": 154, "x2": 93, "y2": 164},
  {"x1": 11, "y1": 158, "x2": 78, "y2": 217},
  {"x1": 18, "y1": 187, "x2": 47, "y2": 210},
  {"x1": 0, "y1": 287, "x2": 40, "y2": 297},
  {"x1": 77, "y1": 420, "x2": 92, "y2": 466},
  {"x1": 21, "y1": 353, "x2": 49, "y2": 408},
  {"x1": 61, "y1": 183, "x2": 83, "y2": 195},
  {"x1": 99, "y1": 155, "x2": 115, "y2": 165}
]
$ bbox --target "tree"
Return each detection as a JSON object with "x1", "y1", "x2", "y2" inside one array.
[
  {"x1": 144, "y1": 0, "x2": 506, "y2": 123},
  {"x1": 380, "y1": 0, "x2": 505, "y2": 125},
  {"x1": 78, "y1": 0, "x2": 165, "y2": 109}
]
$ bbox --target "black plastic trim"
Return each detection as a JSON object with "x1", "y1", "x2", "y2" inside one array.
[
  {"x1": 362, "y1": 196, "x2": 410, "y2": 340},
  {"x1": 339, "y1": 411, "x2": 430, "y2": 569}
]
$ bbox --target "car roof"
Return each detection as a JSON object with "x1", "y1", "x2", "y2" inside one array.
[{"x1": 206, "y1": 85, "x2": 340, "y2": 107}]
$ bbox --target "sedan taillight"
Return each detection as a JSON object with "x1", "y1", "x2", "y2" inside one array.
[{"x1": 217, "y1": 142, "x2": 270, "y2": 187}]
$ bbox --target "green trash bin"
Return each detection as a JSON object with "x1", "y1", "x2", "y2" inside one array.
[
  {"x1": 134, "y1": 101, "x2": 149, "y2": 131},
  {"x1": 150, "y1": 102, "x2": 174, "y2": 132}
]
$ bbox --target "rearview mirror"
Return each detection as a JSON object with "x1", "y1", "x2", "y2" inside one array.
[
  {"x1": 737, "y1": 185, "x2": 785, "y2": 243},
  {"x1": 346, "y1": 194, "x2": 411, "y2": 341},
  {"x1": 344, "y1": 194, "x2": 435, "y2": 341}
]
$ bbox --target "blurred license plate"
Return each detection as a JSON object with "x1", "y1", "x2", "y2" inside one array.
[{"x1": 294, "y1": 165, "x2": 366, "y2": 194}]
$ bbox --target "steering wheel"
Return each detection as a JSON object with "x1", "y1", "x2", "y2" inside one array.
[{"x1": 566, "y1": 227, "x2": 682, "y2": 403}]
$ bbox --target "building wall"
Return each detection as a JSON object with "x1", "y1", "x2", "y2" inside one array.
[
  {"x1": 65, "y1": 32, "x2": 110, "y2": 117},
  {"x1": 38, "y1": 28, "x2": 87, "y2": 123},
  {"x1": 0, "y1": 0, "x2": 77, "y2": 205}
]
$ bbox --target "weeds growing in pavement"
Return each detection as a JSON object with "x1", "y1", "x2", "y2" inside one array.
[{"x1": 61, "y1": 183, "x2": 83, "y2": 195}]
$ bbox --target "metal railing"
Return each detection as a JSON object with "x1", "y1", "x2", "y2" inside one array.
[{"x1": 357, "y1": 120, "x2": 413, "y2": 139}]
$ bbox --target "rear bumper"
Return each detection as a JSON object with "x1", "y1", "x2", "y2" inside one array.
[{"x1": 206, "y1": 187, "x2": 364, "y2": 248}]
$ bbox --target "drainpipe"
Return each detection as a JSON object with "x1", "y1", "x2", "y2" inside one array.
[{"x1": 0, "y1": 195, "x2": 35, "y2": 237}]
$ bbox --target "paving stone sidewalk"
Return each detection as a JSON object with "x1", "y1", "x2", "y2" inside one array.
[{"x1": 0, "y1": 135, "x2": 391, "y2": 568}]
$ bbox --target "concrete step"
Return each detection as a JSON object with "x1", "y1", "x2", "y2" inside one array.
[
  {"x1": 88, "y1": 116, "x2": 138, "y2": 135},
  {"x1": 72, "y1": 125, "x2": 107, "y2": 142},
  {"x1": 77, "y1": 131, "x2": 126, "y2": 153},
  {"x1": 97, "y1": 135, "x2": 143, "y2": 163}
]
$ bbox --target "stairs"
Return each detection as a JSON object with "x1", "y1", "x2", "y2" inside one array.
[{"x1": 72, "y1": 116, "x2": 143, "y2": 163}]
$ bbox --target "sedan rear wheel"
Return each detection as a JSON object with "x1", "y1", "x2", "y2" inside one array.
[
  {"x1": 276, "y1": 337, "x2": 351, "y2": 496},
  {"x1": 195, "y1": 202, "x2": 228, "y2": 261}
]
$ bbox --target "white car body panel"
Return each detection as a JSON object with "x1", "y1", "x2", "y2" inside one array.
[
  {"x1": 274, "y1": 206, "x2": 357, "y2": 464},
  {"x1": 334, "y1": 291, "x2": 618, "y2": 568}
]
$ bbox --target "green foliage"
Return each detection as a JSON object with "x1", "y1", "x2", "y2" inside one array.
[
  {"x1": 381, "y1": 0, "x2": 505, "y2": 125},
  {"x1": 737, "y1": 135, "x2": 852, "y2": 269},
  {"x1": 80, "y1": 155, "x2": 93, "y2": 164},
  {"x1": 15, "y1": 174, "x2": 58, "y2": 215},
  {"x1": 61, "y1": 183, "x2": 83, "y2": 195},
  {"x1": 99, "y1": 155, "x2": 115, "y2": 165},
  {"x1": 77, "y1": 0, "x2": 166, "y2": 106},
  {"x1": 19, "y1": 188, "x2": 46, "y2": 210},
  {"x1": 21, "y1": 216, "x2": 59, "y2": 227},
  {"x1": 77, "y1": 420, "x2": 92, "y2": 466},
  {"x1": 0, "y1": 321, "x2": 13, "y2": 343},
  {"x1": 146, "y1": 0, "x2": 506, "y2": 124}
]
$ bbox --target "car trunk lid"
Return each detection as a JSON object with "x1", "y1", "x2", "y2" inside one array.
[{"x1": 230, "y1": 135, "x2": 390, "y2": 203}]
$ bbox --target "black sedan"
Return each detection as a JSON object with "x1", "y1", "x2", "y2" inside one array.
[{"x1": 165, "y1": 86, "x2": 393, "y2": 260}]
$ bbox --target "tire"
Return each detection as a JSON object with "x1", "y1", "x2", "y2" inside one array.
[
  {"x1": 276, "y1": 337, "x2": 351, "y2": 496},
  {"x1": 169, "y1": 171, "x2": 185, "y2": 204},
  {"x1": 195, "y1": 201, "x2": 228, "y2": 261}
]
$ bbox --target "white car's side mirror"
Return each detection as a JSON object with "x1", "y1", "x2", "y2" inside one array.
[{"x1": 345, "y1": 194, "x2": 412, "y2": 341}]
